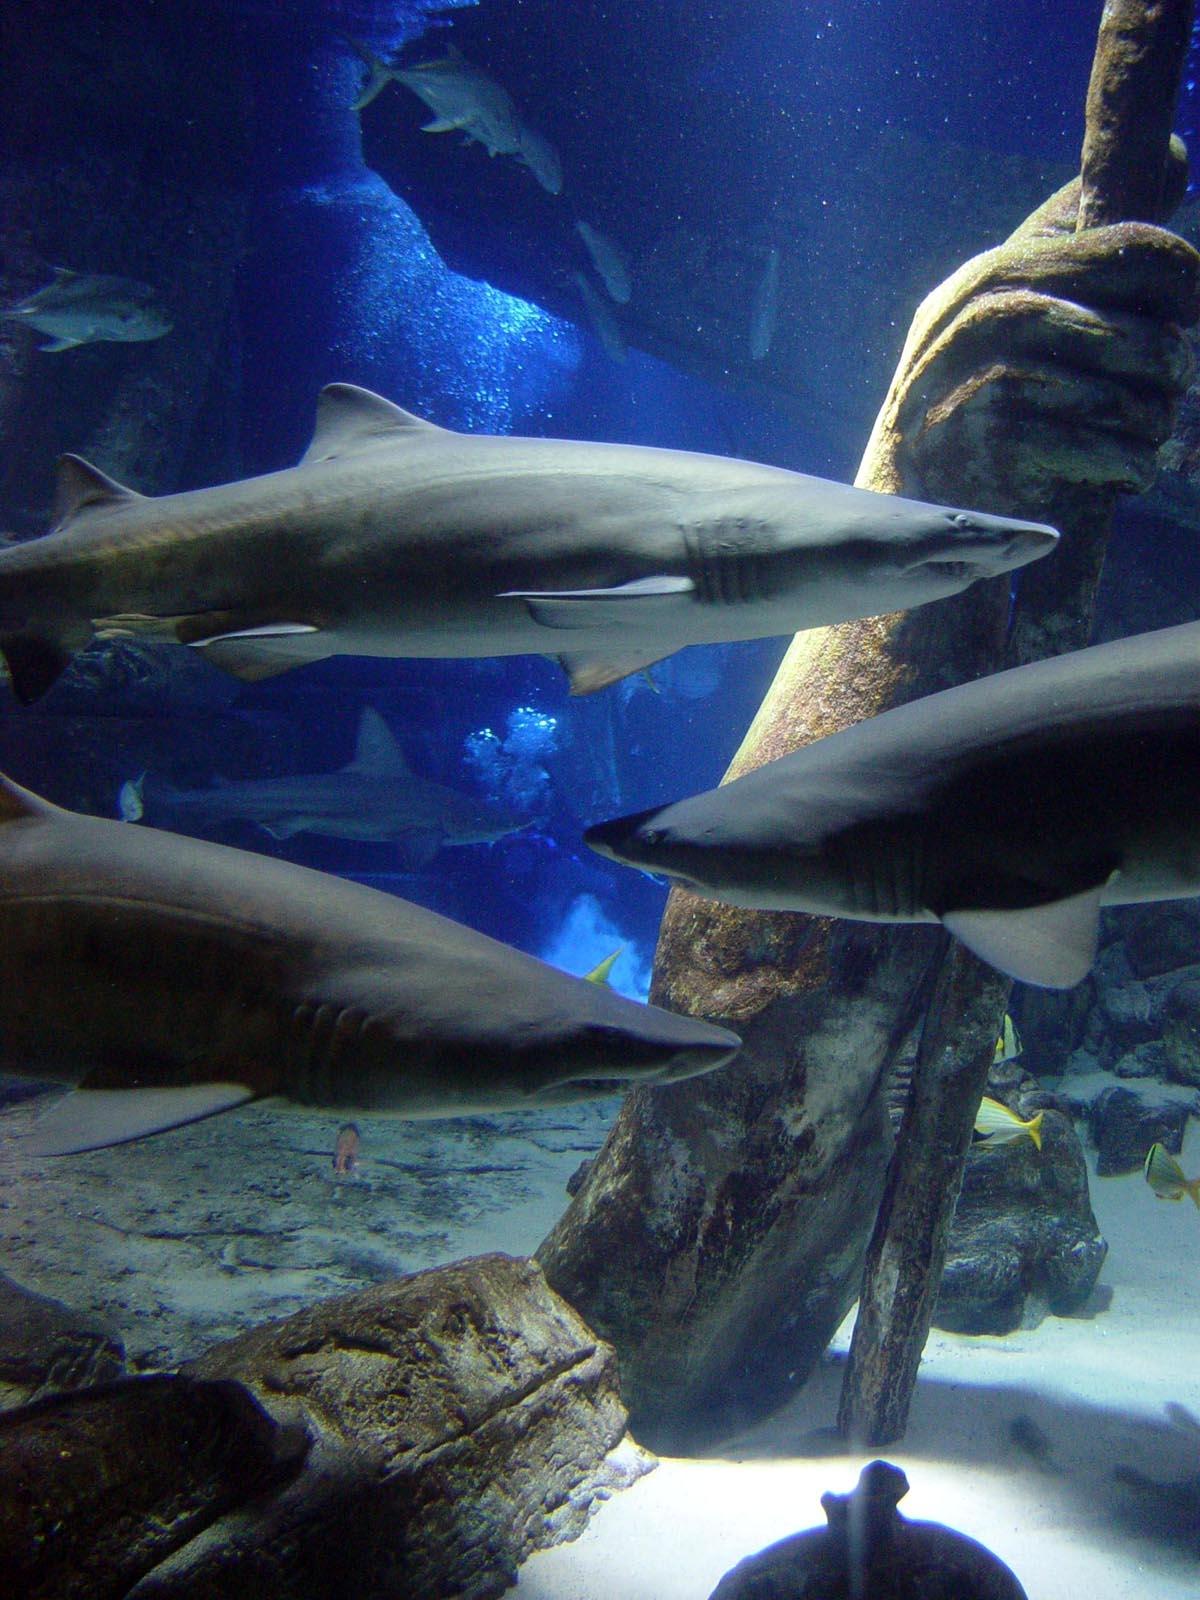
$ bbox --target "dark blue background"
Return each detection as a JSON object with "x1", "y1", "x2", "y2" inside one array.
[{"x1": 5, "y1": 0, "x2": 1195, "y2": 995}]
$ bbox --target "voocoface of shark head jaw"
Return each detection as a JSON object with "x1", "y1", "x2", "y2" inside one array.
[
  {"x1": 414, "y1": 1007, "x2": 743, "y2": 1112},
  {"x1": 587, "y1": 803, "x2": 708, "y2": 882},
  {"x1": 326, "y1": 960, "x2": 743, "y2": 1118},
  {"x1": 584, "y1": 799, "x2": 826, "y2": 910},
  {"x1": 586, "y1": 794, "x2": 936, "y2": 924},
  {"x1": 825, "y1": 495, "x2": 1061, "y2": 610},
  {"x1": 503, "y1": 1007, "x2": 744, "y2": 1106},
  {"x1": 701, "y1": 473, "x2": 1060, "y2": 626}
]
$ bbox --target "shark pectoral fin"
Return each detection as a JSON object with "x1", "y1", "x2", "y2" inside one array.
[
  {"x1": 943, "y1": 884, "x2": 1107, "y2": 990},
  {"x1": 39, "y1": 335, "x2": 84, "y2": 353},
  {"x1": 191, "y1": 624, "x2": 325, "y2": 682},
  {"x1": 199, "y1": 645, "x2": 316, "y2": 682},
  {"x1": 503, "y1": 575, "x2": 695, "y2": 631},
  {"x1": 557, "y1": 648, "x2": 676, "y2": 694},
  {"x1": 189, "y1": 623, "x2": 320, "y2": 645},
  {"x1": 92, "y1": 611, "x2": 323, "y2": 679},
  {"x1": 22, "y1": 1083, "x2": 257, "y2": 1156}
]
